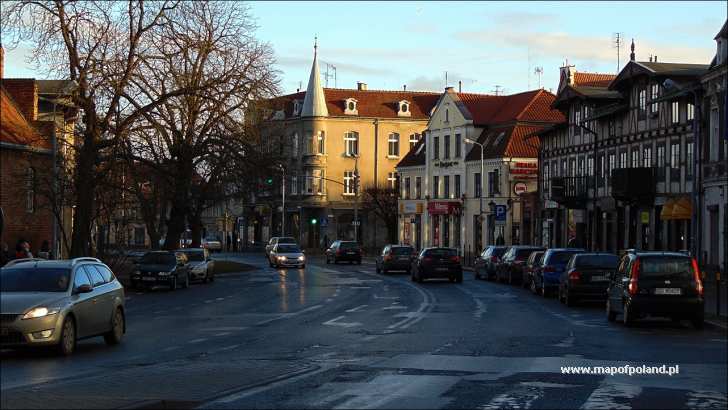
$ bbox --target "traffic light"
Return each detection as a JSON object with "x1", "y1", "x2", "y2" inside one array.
[
  {"x1": 310, "y1": 218, "x2": 317, "y2": 225},
  {"x1": 266, "y1": 177, "x2": 274, "y2": 185}
]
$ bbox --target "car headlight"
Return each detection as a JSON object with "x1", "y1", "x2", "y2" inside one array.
[
  {"x1": 277, "y1": 256, "x2": 286, "y2": 260},
  {"x1": 22, "y1": 307, "x2": 60, "y2": 320},
  {"x1": 298, "y1": 255, "x2": 305, "y2": 261}
]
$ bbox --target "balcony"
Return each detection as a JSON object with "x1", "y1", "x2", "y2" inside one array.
[
  {"x1": 550, "y1": 176, "x2": 588, "y2": 209},
  {"x1": 610, "y1": 167, "x2": 656, "y2": 204},
  {"x1": 302, "y1": 154, "x2": 326, "y2": 167}
]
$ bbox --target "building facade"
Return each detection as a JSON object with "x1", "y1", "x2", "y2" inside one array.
[{"x1": 397, "y1": 87, "x2": 564, "y2": 256}]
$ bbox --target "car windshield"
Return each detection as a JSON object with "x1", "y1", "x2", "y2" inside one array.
[
  {"x1": 278, "y1": 238, "x2": 296, "y2": 244},
  {"x1": 0, "y1": 268, "x2": 71, "y2": 292},
  {"x1": 575, "y1": 254, "x2": 619, "y2": 269},
  {"x1": 181, "y1": 251, "x2": 204, "y2": 262},
  {"x1": 140, "y1": 253, "x2": 176, "y2": 264},
  {"x1": 549, "y1": 251, "x2": 582, "y2": 265},
  {"x1": 424, "y1": 248, "x2": 457, "y2": 257},
  {"x1": 640, "y1": 257, "x2": 694, "y2": 278},
  {"x1": 391, "y1": 247, "x2": 413, "y2": 255},
  {"x1": 277, "y1": 245, "x2": 301, "y2": 253},
  {"x1": 340, "y1": 242, "x2": 359, "y2": 249}
]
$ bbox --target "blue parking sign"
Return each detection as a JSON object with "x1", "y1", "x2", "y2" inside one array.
[{"x1": 495, "y1": 205, "x2": 507, "y2": 222}]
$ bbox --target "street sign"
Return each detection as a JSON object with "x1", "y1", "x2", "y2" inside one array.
[
  {"x1": 513, "y1": 182, "x2": 528, "y2": 196},
  {"x1": 321, "y1": 217, "x2": 328, "y2": 227},
  {"x1": 495, "y1": 205, "x2": 507, "y2": 225},
  {"x1": 352, "y1": 220, "x2": 361, "y2": 226}
]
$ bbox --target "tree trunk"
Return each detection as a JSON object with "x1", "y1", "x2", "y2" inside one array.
[
  {"x1": 69, "y1": 138, "x2": 97, "y2": 257},
  {"x1": 163, "y1": 155, "x2": 193, "y2": 250},
  {"x1": 190, "y1": 212, "x2": 203, "y2": 248}
]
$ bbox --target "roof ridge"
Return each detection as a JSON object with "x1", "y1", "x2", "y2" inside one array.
[
  {"x1": 513, "y1": 89, "x2": 545, "y2": 121},
  {"x1": 323, "y1": 87, "x2": 440, "y2": 95},
  {"x1": 575, "y1": 71, "x2": 616, "y2": 77}
]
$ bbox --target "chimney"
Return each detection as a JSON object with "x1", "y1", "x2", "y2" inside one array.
[
  {"x1": 403, "y1": 84, "x2": 407, "y2": 91},
  {"x1": 357, "y1": 82, "x2": 367, "y2": 91},
  {"x1": 654, "y1": 55, "x2": 657, "y2": 62},
  {"x1": 458, "y1": 80, "x2": 462, "y2": 93}
]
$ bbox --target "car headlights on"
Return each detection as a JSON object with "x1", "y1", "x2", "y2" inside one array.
[
  {"x1": 22, "y1": 307, "x2": 60, "y2": 320},
  {"x1": 277, "y1": 256, "x2": 286, "y2": 260},
  {"x1": 298, "y1": 255, "x2": 305, "y2": 261}
]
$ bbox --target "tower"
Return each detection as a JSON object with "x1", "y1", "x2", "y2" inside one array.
[{"x1": 301, "y1": 38, "x2": 329, "y2": 118}]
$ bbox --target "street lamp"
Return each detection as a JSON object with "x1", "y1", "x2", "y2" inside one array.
[
  {"x1": 278, "y1": 164, "x2": 285, "y2": 236},
  {"x1": 464, "y1": 137, "x2": 485, "y2": 218}
]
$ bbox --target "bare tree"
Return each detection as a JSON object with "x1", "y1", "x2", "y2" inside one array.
[{"x1": 361, "y1": 184, "x2": 399, "y2": 244}]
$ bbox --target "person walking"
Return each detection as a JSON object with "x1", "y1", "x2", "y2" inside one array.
[{"x1": 15, "y1": 239, "x2": 33, "y2": 259}]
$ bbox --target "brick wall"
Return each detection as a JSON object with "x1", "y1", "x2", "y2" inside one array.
[
  {"x1": 1, "y1": 79, "x2": 38, "y2": 122},
  {"x1": 0, "y1": 148, "x2": 55, "y2": 256}
]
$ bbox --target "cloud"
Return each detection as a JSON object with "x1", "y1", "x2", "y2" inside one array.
[
  {"x1": 405, "y1": 72, "x2": 481, "y2": 93},
  {"x1": 487, "y1": 11, "x2": 559, "y2": 27}
]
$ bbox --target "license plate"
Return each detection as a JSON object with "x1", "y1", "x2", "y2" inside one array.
[
  {"x1": 0, "y1": 327, "x2": 8, "y2": 336},
  {"x1": 142, "y1": 277, "x2": 157, "y2": 282},
  {"x1": 654, "y1": 288, "x2": 682, "y2": 295},
  {"x1": 398, "y1": 257, "x2": 409, "y2": 260},
  {"x1": 591, "y1": 275, "x2": 608, "y2": 282},
  {"x1": 436, "y1": 267, "x2": 449, "y2": 272},
  {"x1": 347, "y1": 252, "x2": 355, "y2": 255}
]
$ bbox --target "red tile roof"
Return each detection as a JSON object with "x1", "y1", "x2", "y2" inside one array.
[
  {"x1": 455, "y1": 89, "x2": 565, "y2": 125},
  {"x1": 269, "y1": 88, "x2": 440, "y2": 120},
  {"x1": 0, "y1": 87, "x2": 48, "y2": 148},
  {"x1": 573, "y1": 72, "x2": 615, "y2": 88},
  {"x1": 465, "y1": 125, "x2": 545, "y2": 160}
]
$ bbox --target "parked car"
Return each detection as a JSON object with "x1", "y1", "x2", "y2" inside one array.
[
  {"x1": 376, "y1": 245, "x2": 416, "y2": 274},
  {"x1": 411, "y1": 247, "x2": 463, "y2": 283},
  {"x1": 496, "y1": 246, "x2": 545, "y2": 285},
  {"x1": 473, "y1": 246, "x2": 508, "y2": 280},
  {"x1": 523, "y1": 251, "x2": 545, "y2": 289},
  {"x1": 532, "y1": 248, "x2": 585, "y2": 296},
  {"x1": 177, "y1": 248, "x2": 214, "y2": 283},
  {"x1": 325, "y1": 241, "x2": 362, "y2": 264},
  {"x1": 203, "y1": 237, "x2": 223, "y2": 253},
  {"x1": 268, "y1": 243, "x2": 306, "y2": 269},
  {"x1": 1, "y1": 257, "x2": 125, "y2": 355},
  {"x1": 558, "y1": 253, "x2": 619, "y2": 306},
  {"x1": 265, "y1": 237, "x2": 297, "y2": 258},
  {"x1": 606, "y1": 252, "x2": 704, "y2": 328},
  {"x1": 130, "y1": 251, "x2": 190, "y2": 291}
]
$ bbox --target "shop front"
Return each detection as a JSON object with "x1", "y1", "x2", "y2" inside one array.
[{"x1": 427, "y1": 201, "x2": 462, "y2": 249}]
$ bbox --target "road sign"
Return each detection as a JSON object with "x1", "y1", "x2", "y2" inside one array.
[
  {"x1": 495, "y1": 205, "x2": 507, "y2": 225},
  {"x1": 321, "y1": 217, "x2": 328, "y2": 227},
  {"x1": 352, "y1": 220, "x2": 361, "y2": 226},
  {"x1": 513, "y1": 182, "x2": 528, "y2": 196}
]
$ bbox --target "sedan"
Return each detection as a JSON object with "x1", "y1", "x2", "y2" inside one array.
[
  {"x1": 269, "y1": 243, "x2": 306, "y2": 268},
  {"x1": 473, "y1": 246, "x2": 507, "y2": 280},
  {"x1": 1, "y1": 258, "x2": 125, "y2": 355},
  {"x1": 411, "y1": 248, "x2": 463, "y2": 283},
  {"x1": 177, "y1": 248, "x2": 215, "y2": 283}
]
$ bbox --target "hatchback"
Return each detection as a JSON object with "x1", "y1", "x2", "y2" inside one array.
[
  {"x1": 325, "y1": 241, "x2": 362, "y2": 264},
  {"x1": 523, "y1": 251, "x2": 545, "y2": 289},
  {"x1": 411, "y1": 248, "x2": 462, "y2": 283},
  {"x1": 376, "y1": 245, "x2": 415, "y2": 274},
  {"x1": 177, "y1": 248, "x2": 215, "y2": 283},
  {"x1": 606, "y1": 252, "x2": 704, "y2": 328},
  {"x1": 532, "y1": 248, "x2": 585, "y2": 296},
  {"x1": 497, "y1": 246, "x2": 545, "y2": 285},
  {"x1": 1, "y1": 258, "x2": 125, "y2": 355},
  {"x1": 131, "y1": 251, "x2": 190, "y2": 291},
  {"x1": 473, "y1": 246, "x2": 507, "y2": 280},
  {"x1": 269, "y1": 243, "x2": 306, "y2": 268},
  {"x1": 559, "y1": 253, "x2": 619, "y2": 306}
]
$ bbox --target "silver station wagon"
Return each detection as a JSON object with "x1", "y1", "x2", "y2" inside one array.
[{"x1": 1, "y1": 257, "x2": 126, "y2": 355}]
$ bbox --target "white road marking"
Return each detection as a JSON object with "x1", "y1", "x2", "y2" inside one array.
[
  {"x1": 580, "y1": 381, "x2": 641, "y2": 409},
  {"x1": 685, "y1": 391, "x2": 728, "y2": 409},
  {"x1": 211, "y1": 344, "x2": 241, "y2": 353},
  {"x1": 323, "y1": 315, "x2": 362, "y2": 328},
  {"x1": 161, "y1": 346, "x2": 181, "y2": 352},
  {"x1": 374, "y1": 295, "x2": 399, "y2": 300},
  {"x1": 345, "y1": 304, "x2": 368, "y2": 313},
  {"x1": 213, "y1": 332, "x2": 232, "y2": 337},
  {"x1": 216, "y1": 297, "x2": 225, "y2": 301},
  {"x1": 199, "y1": 326, "x2": 249, "y2": 332},
  {"x1": 255, "y1": 304, "x2": 323, "y2": 325},
  {"x1": 349, "y1": 286, "x2": 371, "y2": 289},
  {"x1": 188, "y1": 338, "x2": 208, "y2": 344},
  {"x1": 382, "y1": 305, "x2": 408, "y2": 310},
  {"x1": 204, "y1": 300, "x2": 214, "y2": 304}
]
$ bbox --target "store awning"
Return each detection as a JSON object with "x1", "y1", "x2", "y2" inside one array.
[{"x1": 660, "y1": 196, "x2": 693, "y2": 220}]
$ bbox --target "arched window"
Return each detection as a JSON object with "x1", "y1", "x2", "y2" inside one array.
[
  {"x1": 344, "y1": 131, "x2": 359, "y2": 156},
  {"x1": 344, "y1": 98, "x2": 358, "y2": 115},
  {"x1": 398, "y1": 100, "x2": 411, "y2": 117}
]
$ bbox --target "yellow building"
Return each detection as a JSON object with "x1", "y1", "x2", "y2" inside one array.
[{"x1": 259, "y1": 44, "x2": 439, "y2": 249}]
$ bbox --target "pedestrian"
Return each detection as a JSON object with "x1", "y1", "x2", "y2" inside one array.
[
  {"x1": 15, "y1": 239, "x2": 32, "y2": 259},
  {"x1": 39, "y1": 240, "x2": 52, "y2": 259}
]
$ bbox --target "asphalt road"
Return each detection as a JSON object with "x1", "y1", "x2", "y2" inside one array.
[{"x1": 1, "y1": 253, "x2": 726, "y2": 409}]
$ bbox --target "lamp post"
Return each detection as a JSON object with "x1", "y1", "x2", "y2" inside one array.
[
  {"x1": 465, "y1": 137, "x2": 485, "y2": 250},
  {"x1": 278, "y1": 164, "x2": 285, "y2": 236}
]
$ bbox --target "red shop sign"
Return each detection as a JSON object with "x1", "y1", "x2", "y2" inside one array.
[{"x1": 427, "y1": 201, "x2": 460, "y2": 215}]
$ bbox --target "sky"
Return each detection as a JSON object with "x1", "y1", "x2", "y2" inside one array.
[{"x1": 3, "y1": 1, "x2": 726, "y2": 96}]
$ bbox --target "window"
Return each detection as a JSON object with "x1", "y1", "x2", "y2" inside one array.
[
  {"x1": 343, "y1": 171, "x2": 355, "y2": 195},
  {"x1": 454, "y1": 174, "x2": 461, "y2": 198},
  {"x1": 26, "y1": 167, "x2": 34, "y2": 213},
  {"x1": 578, "y1": 157, "x2": 585, "y2": 177},
  {"x1": 432, "y1": 176, "x2": 439, "y2": 199},
  {"x1": 415, "y1": 176, "x2": 422, "y2": 199},
  {"x1": 608, "y1": 152, "x2": 616, "y2": 183},
  {"x1": 348, "y1": 101, "x2": 355, "y2": 110},
  {"x1": 388, "y1": 172, "x2": 398, "y2": 190},
  {"x1": 433, "y1": 136, "x2": 440, "y2": 159},
  {"x1": 404, "y1": 177, "x2": 411, "y2": 199},
  {"x1": 443, "y1": 135, "x2": 450, "y2": 159},
  {"x1": 398, "y1": 100, "x2": 410, "y2": 117},
  {"x1": 73, "y1": 269, "x2": 92, "y2": 290},
  {"x1": 650, "y1": 84, "x2": 659, "y2": 113},
  {"x1": 409, "y1": 133, "x2": 421, "y2": 150},
  {"x1": 608, "y1": 119, "x2": 616, "y2": 137},
  {"x1": 569, "y1": 158, "x2": 576, "y2": 176},
  {"x1": 671, "y1": 102, "x2": 679, "y2": 124},
  {"x1": 83, "y1": 266, "x2": 105, "y2": 287},
  {"x1": 598, "y1": 155, "x2": 605, "y2": 187},
  {"x1": 96, "y1": 265, "x2": 115, "y2": 283},
  {"x1": 474, "y1": 173, "x2": 482, "y2": 198},
  {"x1": 291, "y1": 176, "x2": 298, "y2": 195},
  {"x1": 574, "y1": 108, "x2": 582, "y2": 134},
  {"x1": 388, "y1": 133, "x2": 400, "y2": 157},
  {"x1": 631, "y1": 147, "x2": 640, "y2": 168},
  {"x1": 638, "y1": 88, "x2": 647, "y2": 114},
  {"x1": 305, "y1": 133, "x2": 315, "y2": 155},
  {"x1": 710, "y1": 108, "x2": 720, "y2": 162},
  {"x1": 543, "y1": 163, "x2": 550, "y2": 195},
  {"x1": 443, "y1": 175, "x2": 450, "y2": 198},
  {"x1": 455, "y1": 134, "x2": 462, "y2": 157},
  {"x1": 687, "y1": 103, "x2": 695, "y2": 121},
  {"x1": 293, "y1": 133, "x2": 299, "y2": 156},
  {"x1": 488, "y1": 169, "x2": 500, "y2": 195},
  {"x1": 619, "y1": 150, "x2": 627, "y2": 169},
  {"x1": 686, "y1": 141, "x2": 694, "y2": 179},
  {"x1": 670, "y1": 142, "x2": 680, "y2": 181},
  {"x1": 314, "y1": 169, "x2": 325, "y2": 194},
  {"x1": 643, "y1": 146, "x2": 652, "y2": 168},
  {"x1": 344, "y1": 131, "x2": 359, "y2": 156},
  {"x1": 561, "y1": 160, "x2": 567, "y2": 177},
  {"x1": 317, "y1": 131, "x2": 325, "y2": 154},
  {"x1": 445, "y1": 109, "x2": 449, "y2": 122},
  {"x1": 345, "y1": 98, "x2": 358, "y2": 115},
  {"x1": 657, "y1": 143, "x2": 666, "y2": 181},
  {"x1": 587, "y1": 156, "x2": 594, "y2": 177}
]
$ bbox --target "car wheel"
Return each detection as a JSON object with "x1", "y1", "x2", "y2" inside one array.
[
  {"x1": 691, "y1": 313, "x2": 704, "y2": 329},
  {"x1": 622, "y1": 301, "x2": 633, "y2": 326},
  {"x1": 182, "y1": 273, "x2": 190, "y2": 289},
  {"x1": 565, "y1": 290, "x2": 575, "y2": 307},
  {"x1": 169, "y1": 276, "x2": 177, "y2": 291},
  {"x1": 104, "y1": 308, "x2": 124, "y2": 345},
  {"x1": 606, "y1": 299, "x2": 617, "y2": 322},
  {"x1": 57, "y1": 316, "x2": 76, "y2": 356}
]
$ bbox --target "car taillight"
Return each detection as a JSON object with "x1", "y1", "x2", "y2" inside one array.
[
  {"x1": 569, "y1": 271, "x2": 581, "y2": 281},
  {"x1": 384, "y1": 255, "x2": 392, "y2": 262},
  {"x1": 543, "y1": 266, "x2": 555, "y2": 273},
  {"x1": 336, "y1": 250, "x2": 342, "y2": 256},
  {"x1": 628, "y1": 258, "x2": 640, "y2": 296},
  {"x1": 450, "y1": 255, "x2": 460, "y2": 263},
  {"x1": 423, "y1": 257, "x2": 433, "y2": 263},
  {"x1": 691, "y1": 258, "x2": 703, "y2": 296},
  {"x1": 490, "y1": 256, "x2": 498, "y2": 262}
]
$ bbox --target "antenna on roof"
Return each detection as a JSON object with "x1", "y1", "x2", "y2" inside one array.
[
  {"x1": 445, "y1": 71, "x2": 448, "y2": 88},
  {"x1": 613, "y1": 32, "x2": 624, "y2": 73},
  {"x1": 323, "y1": 63, "x2": 337, "y2": 88},
  {"x1": 534, "y1": 66, "x2": 544, "y2": 89},
  {"x1": 492, "y1": 85, "x2": 502, "y2": 96}
]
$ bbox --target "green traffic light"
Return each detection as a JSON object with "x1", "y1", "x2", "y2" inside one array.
[
  {"x1": 266, "y1": 178, "x2": 273, "y2": 184},
  {"x1": 311, "y1": 218, "x2": 317, "y2": 225}
]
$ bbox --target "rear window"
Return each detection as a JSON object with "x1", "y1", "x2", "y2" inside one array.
[
  {"x1": 0, "y1": 268, "x2": 71, "y2": 292},
  {"x1": 391, "y1": 247, "x2": 414, "y2": 255},
  {"x1": 529, "y1": 252, "x2": 545, "y2": 264},
  {"x1": 424, "y1": 248, "x2": 458, "y2": 257},
  {"x1": 549, "y1": 251, "x2": 583, "y2": 265},
  {"x1": 516, "y1": 248, "x2": 543, "y2": 258},
  {"x1": 140, "y1": 253, "x2": 176, "y2": 264},
  {"x1": 640, "y1": 257, "x2": 694, "y2": 278},
  {"x1": 340, "y1": 242, "x2": 359, "y2": 249},
  {"x1": 574, "y1": 254, "x2": 619, "y2": 269},
  {"x1": 278, "y1": 238, "x2": 296, "y2": 244}
]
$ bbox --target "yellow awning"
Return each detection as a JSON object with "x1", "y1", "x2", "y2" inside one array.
[
  {"x1": 660, "y1": 197, "x2": 692, "y2": 220},
  {"x1": 660, "y1": 199, "x2": 675, "y2": 220}
]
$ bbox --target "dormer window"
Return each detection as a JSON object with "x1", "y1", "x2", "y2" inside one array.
[
  {"x1": 398, "y1": 100, "x2": 411, "y2": 117},
  {"x1": 344, "y1": 98, "x2": 358, "y2": 115},
  {"x1": 292, "y1": 99, "x2": 302, "y2": 116}
]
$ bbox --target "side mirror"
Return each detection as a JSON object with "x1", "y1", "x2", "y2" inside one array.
[
  {"x1": 302, "y1": 250, "x2": 306, "y2": 254},
  {"x1": 75, "y1": 284, "x2": 93, "y2": 294}
]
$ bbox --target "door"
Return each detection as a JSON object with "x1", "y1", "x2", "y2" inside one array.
[
  {"x1": 70, "y1": 268, "x2": 97, "y2": 338},
  {"x1": 610, "y1": 256, "x2": 630, "y2": 312},
  {"x1": 83, "y1": 266, "x2": 113, "y2": 335}
]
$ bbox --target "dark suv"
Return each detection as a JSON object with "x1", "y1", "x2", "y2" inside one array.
[
  {"x1": 131, "y1": 251, "x2": 190, "y2": 291},
  {"x1": 497, "y1": 246, "x2": 545, "y2": 285},
  {"x1": 606, "y1": 252, "x2": 704, "y2": 328},
  {"x1": 411, "y1": 248, "x2": 462, "y2": 283},
  {"x1": 376, "y1": 245, "x2": 415, "y2": 274},
  {"x1": 325, "y1": 241, "x2": 362, "y2": 264},
  {"x1": 559, "y1": 253, "x2": 619, "y2": 306},
  {"x1": 532, "y1": 248, "x2": 585, "y2": 296},
  {"x1": 473, "y1": 246, "x2": 507, "y2": 280}
]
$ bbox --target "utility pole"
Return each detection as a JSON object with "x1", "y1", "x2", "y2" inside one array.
[{"x1": 613, "y1": 33, "x2": 624, "y2": 74}]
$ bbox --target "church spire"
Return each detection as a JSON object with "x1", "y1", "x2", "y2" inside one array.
[{"x1": 301, "y1": 37, "x2": 328, "y2": 117}]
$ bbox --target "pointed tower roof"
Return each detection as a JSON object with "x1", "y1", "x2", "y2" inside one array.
[{"x1": 301, "y1": 38, "x2": 328, "y2": 117}]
